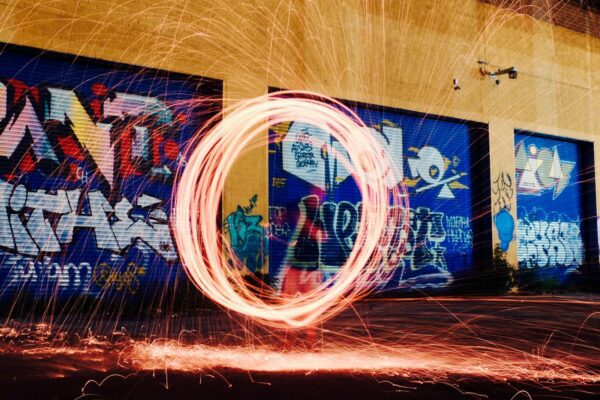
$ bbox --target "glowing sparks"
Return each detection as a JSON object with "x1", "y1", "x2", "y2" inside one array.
[
  {"x1": 2, "y1": 296, "x2": 598, "y2": 398},
  {"x1": 129, "y1": 342, "x2": 600, "y2": 383},
  {"x1": 173, "y1": 91, "x2": 409, "y2": 329}
]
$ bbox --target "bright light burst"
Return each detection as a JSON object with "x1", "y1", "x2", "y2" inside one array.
[{"x1": 173, "y1": 90, "x2": 409, "y2": 329}]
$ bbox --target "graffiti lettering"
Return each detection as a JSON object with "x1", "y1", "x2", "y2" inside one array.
[
  {"x1": 0, "y1": 179, "x2": 176, "y2": 260},
  {"x1": 492, "y1": 172, "x2": 514, "y2": 212},
  {"x1": 271, "y1": 177, "x2": 286, "y2": 188},
  {"x1": 279, "y1": 195, "x2": 464, "y2": 288},
  {"x1": 445, "y1": 215, "x2": 473, "y2": 246},
  {"x1": 92, "y1": 262, "x2": 146, "y2": 294},
  {"x1": 269, "y1": 206, "x2": 291, "y2": 238},
  {"x1": 291, "y1": 131, "x2": 318, "y2": 170},
  {"x1": 492, "y1": 172, "x2": 516, "y2": 252},
  {"x1": 445, "y1": 215, "x2": 470, "y2": 229},
  {"x1": 4, "y1": 254, "x2": 92, "y2": 290},
  {"x1": 0, "y1": 79, "x2": 181, "y2": 192},
  {"x1": 409, "y1": 207, "x2": 447, "y2": 270},
  {"x1": 224, "y1": 196, "x2": 267, "y2": 272},
  {"x1": 517, "y1": 209, "x2": 583, "y2": 269},
  {"x1": 240, "y1": 194, "x2": 258, "y2": 215}
]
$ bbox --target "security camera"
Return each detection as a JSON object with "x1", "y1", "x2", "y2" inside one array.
[
  {"x1": 452, "y1": 78, "x2": 461, "y2": 91},
  {"x1": 478, "y1": 61, "x2": 519, "y2": 84}
]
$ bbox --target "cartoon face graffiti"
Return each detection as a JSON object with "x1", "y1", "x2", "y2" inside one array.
[{"x1": 407, "y1": 146, "x2": 468, "y2": 199}]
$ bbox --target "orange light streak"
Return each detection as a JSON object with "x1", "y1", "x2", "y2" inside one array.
[
  {"x1": 173, "y1": 91, "x2": 409, "y2": 329},
  {"x1": 1, "y1": 296, "x2": 598, "y2": 397},
  {"x1": 129, "y1": 342, "x2": 599, "y2": 384}
]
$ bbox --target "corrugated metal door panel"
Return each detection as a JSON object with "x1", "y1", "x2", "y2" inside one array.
[
  {"x1": 514, "y1": 132, "x2": 585, "y2": 286},
  {"x1": 269, "y1": 104, "x2": 475, "y2": 292},
  {"x1": 0, "y1": 43, "x2": 220, "y2": 303}
]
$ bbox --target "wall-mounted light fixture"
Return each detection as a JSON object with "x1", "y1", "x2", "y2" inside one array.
[{"x1": 478, "y1": 60, "x2": 518, "y2": 86}]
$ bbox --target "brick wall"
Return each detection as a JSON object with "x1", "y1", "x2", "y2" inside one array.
[{"x1": 480, "y1": 0, "x2": 600, "y2": 37}]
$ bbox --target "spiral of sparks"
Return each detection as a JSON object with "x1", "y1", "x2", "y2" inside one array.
[{"x1": 173, "y1": 91, "x2": 409, "y2": 328}]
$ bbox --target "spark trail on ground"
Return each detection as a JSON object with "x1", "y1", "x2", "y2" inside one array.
[{"x1": 0, "y1": 297, "x2": 598, "y2": 398}]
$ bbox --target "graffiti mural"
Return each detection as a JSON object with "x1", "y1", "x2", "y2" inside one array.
[
  {"x1": 517, "y1": 208, "x2": 583, "y2": 271},
  {"x1": 270, "y1": 106, "x2": 476, "y2": 291},
  {"x1": 492, "y1": 172, "x2": 514, "y2": 212},
  {"x1": 0, "y1": 44, "x2": 220, "y2": 299},
  {"x1": 406, "y1": 146, "x2": 468, "y2": 199},
  {"x1": 4, "y1": 255, "x2": 93, "y2": 292},
  {"x1": 514, "y1": 133, "x2": 586, "y2": 284},
  {"x1": 92, "y1": 262, "x2": 146, "y2": 294},
  {"x1": 492, "y1": 172, "x2": 515, "y2": 252},
  {"x1": 280, "y1": 121, "x2": 404, "y2": 192},
  {"x1": 0, "y1": 181, "x2": 176, "y2": 260},
  {"x1": 224, "y1": 194, "x2": 267, "y2": 273},
  {"x1": 515, "y1": 140, "x2": 575, "y2": 199}
]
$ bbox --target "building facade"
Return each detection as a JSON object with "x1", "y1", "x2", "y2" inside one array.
[{"x1": 0, "y1": 0, "x2": 598, "y2": 304}]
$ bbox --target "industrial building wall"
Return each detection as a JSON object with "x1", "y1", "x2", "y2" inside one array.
[{"x1": 0, "y1": 0, "x2": 598, "y2": 297}]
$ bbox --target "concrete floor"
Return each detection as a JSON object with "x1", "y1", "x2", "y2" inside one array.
[{"x1": 1, "y1": 295, "x2": 598, "y2": 399}]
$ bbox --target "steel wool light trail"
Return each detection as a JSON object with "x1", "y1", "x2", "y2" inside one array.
[{"x1": 173, "y1": 91, "x2": 409, "y2": 328}]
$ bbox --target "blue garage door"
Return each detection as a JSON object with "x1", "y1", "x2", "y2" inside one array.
[
  {"x1": 0, "y1": 43, "x2": 220, "y2": 301},
  {"x1": 269, "y1": 104, "x2": 476, "y2": 292},
  {"x1": 515, "y1": 132, "x2": 585, "y2": 286}
]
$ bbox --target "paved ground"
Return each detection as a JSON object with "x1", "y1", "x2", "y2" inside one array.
[{"x1": 1, "y1": 295, "x2": 598, "y2": 399}]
